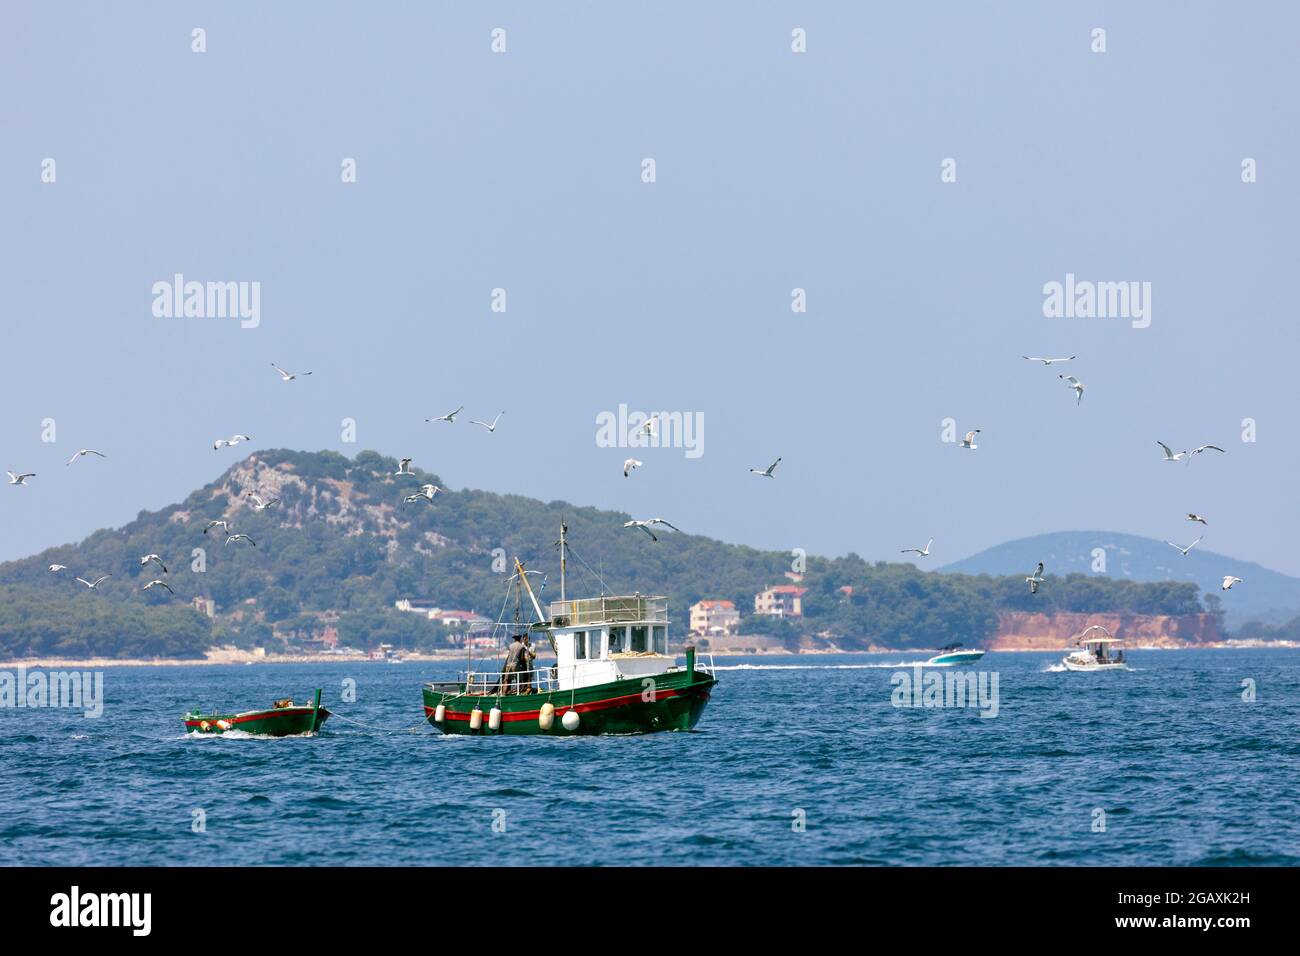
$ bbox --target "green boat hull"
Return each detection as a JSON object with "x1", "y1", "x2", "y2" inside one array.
[
  {"x1": 184, "y1": 690, "x2": 329, "y2": 737},
  {"x1": 423, "y1": 668, "x2": 716, "y2": 736}
]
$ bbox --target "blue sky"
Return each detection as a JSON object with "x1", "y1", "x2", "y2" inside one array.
[{"x1": 3, "y1": 2, "x2": 1298, "y2": 575}]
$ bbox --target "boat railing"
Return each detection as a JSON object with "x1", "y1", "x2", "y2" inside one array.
[
  {"x1": 547, "y1": 594, "x2": 668, "y2": 627},
  {"x1": 437, "y1": 651, "x2": 716, "y2": 697}
]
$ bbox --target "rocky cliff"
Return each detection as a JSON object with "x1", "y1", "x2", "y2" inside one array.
[{"x1": 988, "y1": 611, "x2": 1222, "y2": 650}]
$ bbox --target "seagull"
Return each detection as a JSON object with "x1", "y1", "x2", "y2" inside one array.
[
  {"x1": 65, "y1": 449, "x2": 107, "y2": 466},
  {"x1": 1022, "y1": 355, "x2": 1076, "y2": 366},
  {"x1": 140, "y1": 554, "x2": 168, "y2": 573},
  {"x1": 6, "y1": 471, "x2": 35, "y2": 485},
  {"x1": 1222, "y1": 575, "x2": 1243, "y2": 591},
  {"x1": 469, "y1": 411, "x2": 505, "y2": 432},
  {"x1": 1059, "y1": 374, "x2": 1084, "y2": 405},
  {"x1": 403, "y1": 484, "x2": 441, "y2": 504},
  {"x1": 960, "y1": 430, "x2": 980, "y2": 450},
  {"x1": 1165, "y1": 537, "x2": 1203, "y2": 556},
  {"x1": 203, "y1": 520, "x2": 232, "y2": 535},
  {"x1": 426, "y1": 406, "x2": 464, "y2": 424},
  {"x1": 213, "y1": 435, "x2": 252, "y2": 450},
  {"x1": 1157, "y1": 441, "x2": 1186, "y2": 463},
  {"x1": 623, "y1": 518, "x2": 683, "y2": 542},
  {"x1": 244, "y1": 493, "x2": 279, "y2": 511},
  {"x1": 142, "y1": 579, "x2": 174, "y2": 594},
  {"x1": 1026, "y1": 562, "x2": 1045, "y2": 594},
  {"x1": 271, "y1": 363, "x2": 312, "y2": 382},
  {"x1": 394, "y1": 458, "x2": 414, "y2": 476},
  {"x1": 623, "y1": 458, "x2": 642, "y2": 478},
  {"x1": 900, "y1": 538, "x2": 933, "y2": 557},
  {"x1": 224, "y1": 533, "x2": 256, "y2": 547},
  {"x1": 749, "y1": 457, "x2": 781, "y2": 478},
  {"x1": 75, "y1": 574, "x2": 111, "y2": 589},
  {"x1": 47, "y1": 564, "x2": 68, "y2": 572},
  {"x1": 1190, "y1": 444, "x2": 1226, "y2": 458},
  {"x1": 1186, "y1": 513, "x2": 1208, "y2": 525}
]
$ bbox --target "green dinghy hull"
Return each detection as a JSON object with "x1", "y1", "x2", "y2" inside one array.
[{"x1": 184, "y1": 689, "x2": 330, "y2": 736}]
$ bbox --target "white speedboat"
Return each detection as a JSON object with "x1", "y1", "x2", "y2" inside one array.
[
  {"x1": 927, "y1": 643, "x2": 985, "y2": 665},
  {"x1": 1062, "y1": 626, "x2": 1128, "y2": 672}
]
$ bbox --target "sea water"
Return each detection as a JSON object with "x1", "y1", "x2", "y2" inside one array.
[{"x1": 1, "y1": 650, "x2": 1297, "y2": 866}]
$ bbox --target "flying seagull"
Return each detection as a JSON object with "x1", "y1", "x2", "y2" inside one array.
[
  {"x1": 394, "y1": 458, "x2": 414, "y2": 476},
  {"x1": 1190, "y1": 444, "x2": 1226, "y2": 458},
  {"x1": 1186, "y1": 513, "x2": 1208, "y2": 525},
  {"x1": 271, "y1": 363, "x2": 312, "y2": 382},
  {"x1": 65, "y1": 449, "x2": 107, "y2": 466},
  {"x1": 900, "y1": 538, "x2": 934, "y2": 557},
  {"x1": 203, "y1": 520, "x2": 231, "y2": 535},
  {"x1": 224, "y1": 533, "x2": 256, "y2": 547},
  {"x1": 1022, "y1": 355, "x2": 1076, "y2": 366},
  {"x1": 426, "y1": 406, "x2": 464, "y2": 424},
  {"x1": 6, "y1": 471, "x2": 35, "y2": 485},
  {"x1": 244, "y1": 493, "x2": 279, "y2": 511},
  {"x1": 623, "y1": 517, "x2": 682, "y2": 542},
  {"x1": 213, "y1": 435, "x2": 252, "y2": 450},
  {"x1": 1059, "y1": 374, "x2": 1084, "y2": 405},
  {"x1": 469, "y1": 411, "x2": 505, "y2": 432},
  {"x1": 1165, "y1": 537, "x2": 1203, "y2": 557},
  {"x1": 623, "y1": 458, "x2": 642, "y2": 478},
  {"x1": 1026, "y1": 561, "x2": 1045, "y2": 594},
  {"x1": 1157, "y1": 441, "x2": 1186, "y2": 463},
  {"x1": 961, "y1": 430, "x2": 981, "y2": 450},
  {"x1": 140, "y1": 554, "x2": 168, "y2": 574},
  {"x1": 403, "y1": 484, "x2": 441, "y2": 504},
  {"x1": 142, "y1": 579, "x2": 174, "y2": 594},
  {"x1": 1222, "y1": 576, "x2": 1243, "y2": 591},
  {"x1": 749, "y1": 457, "x2": 781, "y2": 478},
  {"x1": 48, "y1": 564, "x2": 68, "y2": 572},
  {"x1": 76, "y1": 574, "x2": 111, "y2": 589}
]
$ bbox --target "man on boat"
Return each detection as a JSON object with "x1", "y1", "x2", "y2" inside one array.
[
  {"x1": 502, "y1": 633, "x2": 526, "y2": 694},
  {"x1": 519, "y1": 632, "x2": 537, "y2": 694}
]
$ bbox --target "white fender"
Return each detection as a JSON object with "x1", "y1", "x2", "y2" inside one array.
[
  {"x1": 433, "y1": 703, "x2": 446, "y2": 723},
  {"x1": 561, "y1": 709, "x2": 580, "y2": 731},
  {"x1": 488, "y1": 706, "x2": 502, "y2": 731},
  {"x1": 538, "y1": 702, "x2": 555, "y2": 731},
  {"x1": 469, "y1": 706, "x2": 483, "y2": 731}
]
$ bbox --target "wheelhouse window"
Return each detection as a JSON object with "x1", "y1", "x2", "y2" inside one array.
[
  {"x1": 631, "y1": 625, "x2": 648, "y2": 653},
  {"x1": 588, "y1": 630, "x2": 604, "y2": 658},
  {"x1": 609, "y1": 626, "x2": 626, "y2": 653},
  {"x1": 652, "y1": 625, "x2": 667, "y2": 654},
  {"x1": 574, "y1": 631, "x2": 586, "y2": 660}
]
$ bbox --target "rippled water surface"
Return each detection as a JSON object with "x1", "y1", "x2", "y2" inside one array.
[{"x1": 2, "y1": 650, "x2": 1297, "y2": 865}]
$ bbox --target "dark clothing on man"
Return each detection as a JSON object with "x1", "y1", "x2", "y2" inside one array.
[{"x1": 503, "y1": 636, "x2": 525, "y2": 694}]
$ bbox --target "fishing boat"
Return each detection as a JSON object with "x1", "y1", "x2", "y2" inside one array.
[
  {"x1": 422, "y1": 524, "x2": 717, "y2": 736},
  {"x1": 926, "y1": 643, "x2": 985, "y2": 665},
  {"x1": 1062, "y1": 626, "x2": 1129, "y2": 672},
  {"x1": 183, "y1": 689, "x2": 330, "y2": 736}
]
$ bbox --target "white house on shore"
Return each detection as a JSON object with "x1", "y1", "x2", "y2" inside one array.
[
  {"x1": 689, "y1": 599, "x2": 741, "y2": 637},
  {"x1": 754, "y1": 584, "x2": 807, "y2": 618}
]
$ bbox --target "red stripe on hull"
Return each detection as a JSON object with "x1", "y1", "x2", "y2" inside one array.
[
  {"x1": 184, "y1": 707, "x2": 318, "y2": 728},
  {"x1": 426, "y1": 687, "x2": 693, "y2": 723}
]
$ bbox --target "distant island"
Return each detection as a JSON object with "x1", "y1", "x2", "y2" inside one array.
[{"x1": 0, "y1": 449, "x2": 1295, "y2": 662}]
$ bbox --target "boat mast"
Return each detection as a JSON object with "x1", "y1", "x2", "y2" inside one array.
[
  {"x1": 515, "y1": 556, "x2": 556, "y2": 655},
  {"x1": 559, "y1": 519, "x2": 567, "y2": 603}
]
